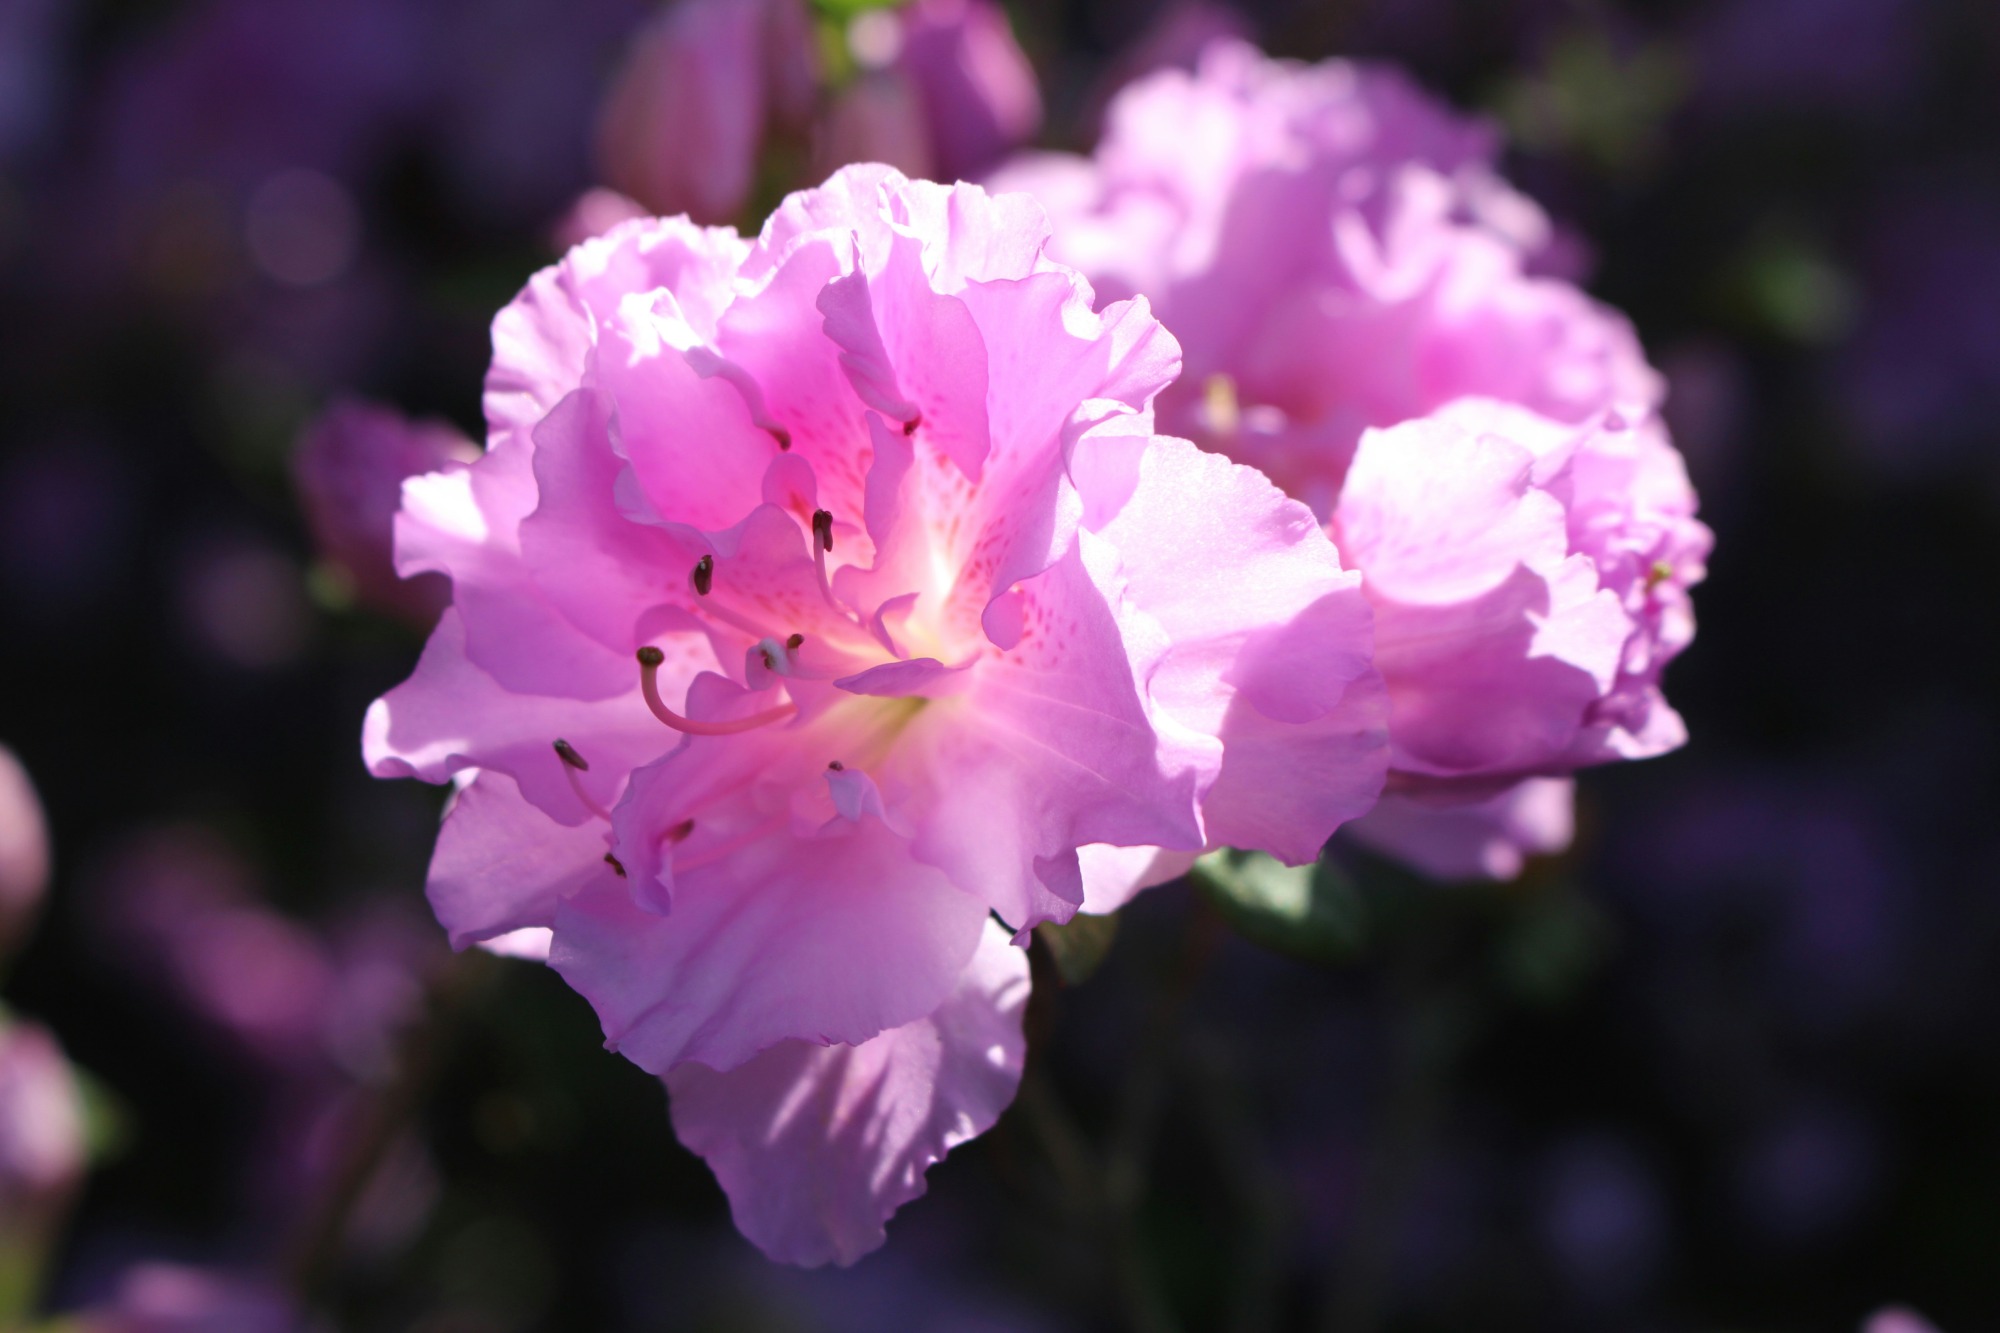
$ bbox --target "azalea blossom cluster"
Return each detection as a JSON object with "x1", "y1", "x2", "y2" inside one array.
[
  {"x1": 995, "y1": 41, "x2": 1709, "y2": 879},
  {"x1": 345, "y1": 40, "x2": 1708, "y2": 1269}
]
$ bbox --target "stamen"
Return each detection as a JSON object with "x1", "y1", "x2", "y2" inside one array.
[
  {"x1": 1644, "y1": 559, "x2": 1674, "y2": 592},
  {"x1": 809, "y1": 509, "x2": 856, "y2": 622},
  {"x1": 786, "y1": 633, "x2": 805, "y2": 650},
  {"x1": 691, "y1": 554, "x2": 714, "y2": 597},
  {"x1": 637, "y1": 645, "x2": 795, "y2": 736},
  {"x1": 902, "y1": 412, "x2": 922, "y2": 437},
  {"x1": 768, "y1": 426, "x2": 792, "y2": 451},
  {"x1": 828, "y1": 760, "x2": 844, "y2": 771},
  {"x1": 553, "y1": 739, "x2": 613, "y2": 822},
  {"x1": 666, "y1": 818, "x2": 695, "y2": 844},
  {"x1": 603, "y1": 853, "x2": 627, "y2": 878}
]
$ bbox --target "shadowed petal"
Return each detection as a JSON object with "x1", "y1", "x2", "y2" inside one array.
[{"x1": 666, "y1": 918, "x2": 1029, "y2": 1266}]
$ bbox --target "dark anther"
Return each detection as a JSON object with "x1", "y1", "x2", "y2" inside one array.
[
  {"x1": 603, "y1": 853, "x2": 627, "y2": 878},
  {"x1": 636, "y1": 645, "x2": 665, "y2": 668},
  {"x1": 553, "y1": 738, "x2": 590, "y2": 771},
  {"x1": 666, "y1": 818, "x2": 696, "y2": 843},
  {"x1": 691, "y1": 553, "x2": 714, "y2": 596},
  {"x1": 827, "y1": 760, "x2": 845, "y2": 771},
  {"x1": 768, "y1": 426, "x2": 792, "y2": 451},
  {"x1": 786, "y1": 633, "x2": 804, "y2": 650},
  {"x1": 812, "y1": 509, "x2": 834, "y2": 553},
  {"x1": 759, "y1": 645, "x2": 777, "y2": 671},
  {"x1": 902, "y1": 412, "x2": 922, "y2": 436}
]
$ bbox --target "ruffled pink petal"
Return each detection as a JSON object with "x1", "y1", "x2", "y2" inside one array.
[
  {"x1": 487, "y1": 216, "x2": 753, "y2": 462},
  {"x1": 518, "y1": 390, "x2": 708, "y2": 656},
  {"x1": 818, "y1": 227, "x2": 992, "y2": 479},
  {"x1": 1078, "y1": 844, "x2": 1195, "y2": 915},
  {"x1": 1086, "y1": 435, "x2": 1388, "y2": 863},
  {"x1": 395, "y1": 450, "x2": 635, "y2": 700},
  {"x1": 1335, "y1": 416, "x2": 1631, "y2": 781},
  {"x1": 889, "y1": 171, "x2": 1058, "y2": 293},
  {"x1": 902, "y1": 542, "x2": 1207, "y2": 931},
  {"x1": 705, "y1": 232, "x2": 875, "y2": 521},
  {"x1": 478, "y1": 927, "x2": 554, "y2": 961},
  {"x1": 1344, "y1": 776, "x2": 1574, "y2": 881},
  {"x1": 665, "y1": 918, "x2": 1028, "y2": 1267},
  {"x1": 427, "y1": 771, "x2": 613, "y2": 949},
  {"x1": 957, "y1": 275, "x2": 1181, "y2": 471},
  {"x1": 554, "y1": 750, "x2": 989, "y2": 1071},
  {"x1": 361, "y1": 609, "x2": 668, "y2": 825},
  {"x1": 592, "y1": 301, "x2": 780, "y2": 534}
]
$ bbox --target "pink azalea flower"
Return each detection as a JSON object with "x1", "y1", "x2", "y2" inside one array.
[
  {"x1": 992, "y1": 42, "x2": 1705, "y2": 877},
  {"x1": 291, "y1": 399, "x2": 478, "y2": 626},
  {"x1": 366, "y1": 165, "x2": 1387, "y2": 1262},
  {"x1": 0, "y1": 744, "x2": 50, "y2": 959}
]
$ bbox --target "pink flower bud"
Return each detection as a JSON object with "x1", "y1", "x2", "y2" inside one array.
[
  {"x1": 595, "y1": 0, "x2": 819, "y2": 223},
  {"x1": 549, "y1": 186, "x2": 649, "y2": 250},
  {"x1": 0, "y1": 1015, "x2": 87, "y2": 1237},
  {"x1": 814, "y1": 71, "x2": 935, "y2": 182},
  {"x1": 292, "y1": 398, "x2": 478, "y2": 626},
  {"x1": 894, "y1": 0, "x2": 1041, "y2": 181},
  {"x1": 0, "y1": 745, "x2": 50, "y2": 958}
]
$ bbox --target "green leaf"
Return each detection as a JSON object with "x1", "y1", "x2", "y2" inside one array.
[
  {"x1": 1491, "y1": 887, "x2": 1611, "y2": 1007},
  {"x1": 71, "y1": 1063, "x2": 132, "y2": 1166},
  {"x1": 1034, "y1": 911, "x2": 1119, "y2": 986},
  {"x1": 1192, "y1": 849, "x2": 1366, "y2": 966},
  {"x1": 809, "y1": 0, "x2": 908, "y2": 22}
]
